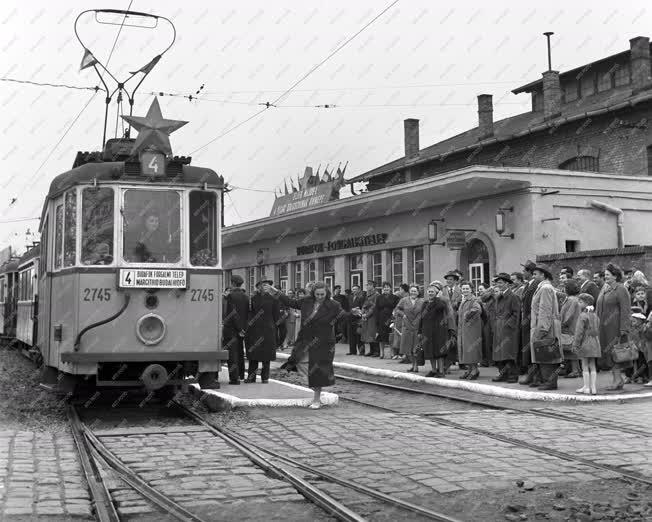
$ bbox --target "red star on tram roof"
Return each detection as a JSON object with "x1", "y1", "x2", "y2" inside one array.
[{"x1": 121, "y1": 97, "x2": 188, "y2": 156}]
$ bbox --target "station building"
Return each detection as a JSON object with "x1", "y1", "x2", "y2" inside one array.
[{"x1": 223, "y1": 36, "x2": 652, "y2": 293}]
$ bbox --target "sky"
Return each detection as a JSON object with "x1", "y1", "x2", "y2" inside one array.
[{"x1": 1, "y1": 0, "x2": 650, "y2": 256}]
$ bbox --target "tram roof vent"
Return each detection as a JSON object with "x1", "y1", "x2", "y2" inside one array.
[{"x1": 102, "y1": 138, "x2": 136, "y2": 162}]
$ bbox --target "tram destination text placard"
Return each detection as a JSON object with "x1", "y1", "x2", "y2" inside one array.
[{"x1": 119, "y1": 269, "x2": 187, "y2": 289}]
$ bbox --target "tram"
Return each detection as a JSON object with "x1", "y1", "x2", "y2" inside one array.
[{"x1": 1, "y1": 9, "x2": 228, "y2": 394}]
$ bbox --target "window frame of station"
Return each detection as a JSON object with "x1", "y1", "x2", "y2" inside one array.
[
  {"x1": 307, "y1": 259, "x2": 316, "y2": 283},
  {"x1": 46, "y1": 184, "x2": 222, "y2": 272},
  {"x1": 322, "y1": 257, "x2": 335, "y2": 292},
  {"x1": 278, "y1": 263, "x2": 289, "y2": 291},
  {"x1": 412, "y1": 246, "x2": 425, "y2": 287},
  {"x1": 294, "y1": 261, "x2": 302, "y2": 290},
  {"x1": 391, "y1": 249, "x2": 403, "y2": 290},
  {"x1": 371, "y1": 252, "x2": 382, "y2": 287}
]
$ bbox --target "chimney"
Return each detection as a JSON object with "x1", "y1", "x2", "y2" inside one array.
[
  {"x1": 477, "y1": 94, "x2": 493, "y2": 138},
  {"x1": 630, "y1": 36, "x2": 652, "y2": 93},
  {"x1": 542, "y1": 70, "x2": 561, "y2": 120},
  {"x1": 404, "y1": 118, "x2": 419, "y2": 159}
]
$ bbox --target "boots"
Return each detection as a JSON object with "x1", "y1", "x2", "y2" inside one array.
[
  {"x1": 519, "y1": 365, "x2": 537, "y2": 385},
  {"x1": 492, "y1": 365, "x2": 508, "y2": 382},
  {"x1": 589, "y1": 370, "x2": 597, "y2": 395},
  {"x1": 576, "y1": 370, "x2": 590, "y2": 394}
]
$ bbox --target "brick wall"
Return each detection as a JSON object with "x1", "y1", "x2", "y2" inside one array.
[
  {"x1": 369, "y1": 100, "x2": 652, "y2": 191},
  {"x1": 536, "y1": 246, "x2": 652, "y2": 278}
]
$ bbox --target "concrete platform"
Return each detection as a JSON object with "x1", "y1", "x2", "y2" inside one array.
[
  {"x1": 276, "y1": 344, "x2": 652, "y2": 402},
  {"x1": 189, "y1": 368, "x2": 338, "y2": 411}
]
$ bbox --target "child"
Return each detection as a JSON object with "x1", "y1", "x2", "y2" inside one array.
[
  {"x1": 644, "y1": 312, "x2": 652, "y2": 387},
  {"x1": 629, "y1": 310, "x2": 648, "y2": 384},
  {"x1": 632, "y1": 288, "x2": 650, "y2": 317},
  {"x1": 572, "y1": 294, "x2": 601, "y2": 394}
]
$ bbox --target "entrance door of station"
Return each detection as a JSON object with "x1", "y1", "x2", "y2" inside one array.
[{"x1": 323, "y1": 275, "x2": 334, "y2": 292}]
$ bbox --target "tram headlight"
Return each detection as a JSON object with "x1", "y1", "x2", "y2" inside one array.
[{"x1": 136, "y1": 313, "x2": 166, "y2": 346}]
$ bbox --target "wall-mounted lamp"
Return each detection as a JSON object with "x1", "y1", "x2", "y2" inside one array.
[
  {"x1": 428, "y1": 219, "x2": 445, "y2": 245},
  {"x1": 495, "y1": 207, "x2": 515, "y2": 239}
]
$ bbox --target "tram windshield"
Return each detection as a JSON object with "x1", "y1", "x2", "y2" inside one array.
[
  {"x1": 122, "y1": 190, "x2": 181, "y2": 264},
  {"x1": 82, "y1": 188, "x2": 114, "y2": 265}
]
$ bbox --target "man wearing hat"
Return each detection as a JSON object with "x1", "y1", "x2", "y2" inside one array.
[
  {"x1": 518, "y1": 260, "x2": 541, "y2": 384},
  {"x1": 492, "y1": 273, "x2": 521, "y2": 383},
  {"x1": 441, "y1": 271, "x2": 463, "y2": 370},
  {"x1": 223, "y1": 274, "x2": 249, "y2": 385},
  {"x1": 529, "y1": 263, "x2": 564, "y2": 390},
  {"x1": 245, "y1": 280, "x2": 281, "y2": 383}
]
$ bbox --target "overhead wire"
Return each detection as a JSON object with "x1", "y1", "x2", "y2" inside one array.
[
  {"x1": 0, "y1": 217, "x2": 40, "y2": 224},
  {"x1": 190, "y1": 0, "x2": 400, "y2": 156},
  {"x1": 0, "y1": 77, "x2": 101, "y2": 92}
]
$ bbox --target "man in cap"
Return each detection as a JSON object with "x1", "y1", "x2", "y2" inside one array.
[
  {"x1": 223, "y1": 274, "x2": 249, "y2": 384},
  {"x1": 492, "y1": 273, "x2": 521, "y2": 383},
  {"x1": 529, "y1": 264, "x2": 563, "y2": 390},
  {"x1": 518, "y1": 260, "x2": 541, "y2": 383},
  {"x1": 246, "y1": 280, "x2": 281, "y2": 383},
  {"x1": 442, "y1": 271, "x2": 463, "y2": 312}
]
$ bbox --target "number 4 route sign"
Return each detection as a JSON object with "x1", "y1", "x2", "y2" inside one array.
[{"x1": 141, "y1": 151, "x2": 165, "y2": 177}]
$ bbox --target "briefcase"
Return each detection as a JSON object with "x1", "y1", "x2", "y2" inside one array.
[{"x1": 532, "y1": 337, "x2": 562, "y2": 364}]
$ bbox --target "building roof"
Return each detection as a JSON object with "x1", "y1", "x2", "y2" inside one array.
[{"x1": 348, "y1": 85, "x2": 652, "y2": 184}]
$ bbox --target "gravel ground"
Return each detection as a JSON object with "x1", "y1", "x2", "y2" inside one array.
[{"x1": 0, "y1": 342, "x2": 68, "y2": 432}]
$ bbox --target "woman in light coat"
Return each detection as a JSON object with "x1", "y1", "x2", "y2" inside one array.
[
  {"x1": 457, "y1": 281, "x2": 483, "y2": 379},
  {"x1": 396, "y1": 285, "x2": 425, "y2": 372}
]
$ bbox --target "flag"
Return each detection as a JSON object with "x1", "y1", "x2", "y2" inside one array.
[
  {"x1": 79, "y1": 48, "x2": 98, "y2": 71},
  {"x1": 299, "y1": 167, "x2": 312, "y2": 190},
  {"x1": 284, "y1": 180, "x2": 289, "y2": 195},
  {"x1": 130, "y1": 55, "x2": 161, "y2": 75},
  {"x1": 290, "y1": 178, "x2": 298, "y2": 192},
  {"x1": 321, "y1": 165, "x2": 331, "y2": 183}
]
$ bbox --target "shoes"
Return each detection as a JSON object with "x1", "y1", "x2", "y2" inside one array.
[
  {"x1": 425, "y1": 371, "x2": 437, "y2": 377},
  {"x1": 519, "y1": 368, "x2": 535, "y2": 385},
  {"x1": 435, "y1": 371, "x2": 445, "y2": 378},
  {"x1": 364, "y1": 352, "x2": 373, "y2": 357},
  {"x1": 244, "y1": 375, "x2": 257, "y2": 383},
  {"x1": 229, "y1": 380, "x2": 241, "y2": 385},
  {"x1": 492, "y1": 370, "x2": 508, "y2": 382},
  {"x1": 537, "y1": 381, "x2": 558, "y2": 391},
  {"x1": 399, "y1": 358, "x2": 410, "y2": 364},
  {"x1": 606, "y1": 381, "x2": 624, "y2": 391},
  {"x1": 644, "y1": 381, "x2": 652, "y2": 387},
  {"x1": 371, "y1": 353, "x2": 380, "y2": 358},
  {"x1": 308, "y1": 402, "x2": 322, "y2": 409},
  {"x1": 467, "y1": 370, "x2": 480, "y2": 381},
  {"x1": 565, "y1": 371, "x2": 581, "y2": 378},
  {"x1": 575, "y1": 387, "x2": 589, "y2": 394},
  {"x1": 590, "y1": 389, "x2": 597, "y2": 395},
  {"x1": 346, "y1": 352, "x2": 357, "y2": 356},
  {"x1": 528, "y1": 377, "x2": 543, "y2": 387},
  {"x1": 406, "y1": 368, "x2": 417, "y2": 373},
  {"x1": 391, "y1": 355, "x2": 399, "y2": 360},
  {"x1": 505, "y1": 376, "x2": 518, "y2": 384},
  {"x1": 459, "y1": 371, "x2": 470, "y2": 380},
  {"x1": 261, "y1": 379, "x2": 269, "y2": 384}
]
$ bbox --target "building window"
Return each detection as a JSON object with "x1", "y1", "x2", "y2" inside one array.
[
  {"x1": 349, "y1": 254, "x2": 363, "y2": 271},
  {"x1": 597, "y1": 70, "x2": 612, "y2": 92},
  {"x1": 322, "y1": 257, "x2": 335, "y2": 275},
  {"x1": 580, "y1": 72, "x2": 595, "y2": 97},
  {"x1": 614, "y1": 63, "x2": 630, "y2": 87},
  {"x1": 565, "y1": 240, "x2": 579, "y2": 253},
  {"x1": 559, "y1": 156, "x2": 599, "y2": 173},
  {"x1": 413, "y1": 246, "x2": 424, "y2": 287},
  {"x1": 308, "y1": 260, "x2": 316, "y2": 283},
  {"x1": 563, "y1": 81, "x2": 578, "y2": 102},
  {"x1": 294, "y1": 262, "x2": 302, "y2": 290},
  {"x1": 248, "y1": 267, "x2": 255, "y2": 294},
  {"x1": 371, "y1": 252, "x2": 383, "y2": 287},
  {"x1": 279, "y1": 263, "x2": 288, "y2": 291},
  {"x1": 391, "y1": 250, "x2": 403, "y2": 289}
]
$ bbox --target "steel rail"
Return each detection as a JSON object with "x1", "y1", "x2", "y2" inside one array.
[
  {"x1": 67, "y1": 405, "x2": 120, "y2": 522},
  {"x1": 177, "y1": 403, "x2": 367, "y2": 522},
  {"x1": 334, "y1": 373, "x2": 652, "y2": 437},
  {"x1": 73, "y1": 404, "x2": 208, "y2": 522},
  {"x1": 204, "y1": 422, "x2": 464, "y2": 522},
  {"x1": 337, "y1": 394, "x2": 652, "y2": 488}
]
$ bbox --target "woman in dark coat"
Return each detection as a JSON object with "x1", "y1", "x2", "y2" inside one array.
[
  {"x1": 596, "y1": 263, "x2": 632, "y2": 389},
  {"x1": 375, "y1": 282, "x2": 400, "y2": 359},
  {"x1": 478, "y1": 283, "x2": 496, "y2": 367},
  {"x1": 246, "y1": 280, "x2": 281, "y2": 383},
  {"x1": 272, "y1": 281, "x2": 344, "y2": 409},
  {"x1": 419, "y1": 283, "x2": 456, "y2": 378}
]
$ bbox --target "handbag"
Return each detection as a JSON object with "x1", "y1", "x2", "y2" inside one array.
[
  {"x1": 612, "y1": 341, "x2": 638, "y2": 363},
  {"x1": 532, "y1": 337, "x2": 562, "y2": 363}
]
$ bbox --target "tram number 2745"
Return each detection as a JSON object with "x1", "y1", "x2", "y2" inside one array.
[
  {"x1": 83, "y1": 288, "x2": 112, "y2": 301},
  {"x1": 190, "y1": 289, "x2": 214, "y2": 302}
]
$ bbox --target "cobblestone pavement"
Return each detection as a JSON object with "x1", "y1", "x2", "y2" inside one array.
[{"x1": 0, "y1": 430, "x2": 92, "y2": 519}]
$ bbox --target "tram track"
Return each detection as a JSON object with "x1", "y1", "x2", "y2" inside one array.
[
  {"x1": 334, "y1": 372, "x2": 652, "y2": 437},
  {"x1": 331, "y1": 375, "x2": 652, "y2": 488},
  {"x1": 68, "y1": 396, "x2": 463, "y2": 522}
]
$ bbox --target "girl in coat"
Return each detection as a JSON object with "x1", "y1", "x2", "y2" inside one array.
[
  {"x1": 457, "y1": 281, "x2": 483, "y2": 380},
  {"x1": 375, "y1": 282, "x2": 400, "y2": 359},
  {"x1": 272, "y1": 281, "x2": 345, "y2": 409},
  {"x1": 419, "y1": 283, "x2": 456, "y2": 377},
  {"x1": 560, "y1": 279, "x2": 583, "y2": 378},
  {"x1": 572, "y1": 293, "x2": 601, "y2": 395},
  {"x1": 396, "y1": 285, "x2": 425, "y2": 372},
  {"x1": 596, "y1": 263, "x2": 632, "y2": 390}
]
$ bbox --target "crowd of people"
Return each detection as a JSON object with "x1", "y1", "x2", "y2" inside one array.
[{"x1": 222, "y1": 261, "x2": 652, "y2": 407}]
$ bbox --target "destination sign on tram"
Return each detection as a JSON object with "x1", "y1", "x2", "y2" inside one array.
[{"x1": 119, "y1": 269, "x2": 187, "y2": 288}]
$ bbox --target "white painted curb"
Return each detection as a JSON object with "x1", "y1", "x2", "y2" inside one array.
[
  {"x1": 190, "y1": 380, "x2": 338, "y2": 408},
  {"x1": 275, "y1": 352, "x2": 652, "y2": 402}
]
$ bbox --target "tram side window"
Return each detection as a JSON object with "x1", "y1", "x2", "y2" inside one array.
[
  {"x1": 64, "y1": 190, "x2": 77, "y2": 267},
  {"x1": 54, "y1": 204, "x2": 63, "y2": 270},
  {"x1": 40, "y1": 217, "x2": 48, "y2": 272},
  {"x1": 82, "y1": 188, "x2": 114, "y2": 265},
  {"x1": 189, "y1": 191, "x2": 218, "y2": 266},
  {"x1": 123, "y1": 190, "x2": 181, "y2": 264}
]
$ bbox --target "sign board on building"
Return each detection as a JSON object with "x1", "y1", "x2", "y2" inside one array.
[
  {"x1": 270, "y1": 182, "x2": 339, "y2": 216},
  {"x1": 297, "y1": 233, "x2": 388, "y2": 256},
  {"x1": 0, "y1": 246, "x2": 12, "y2": 265},
  {"x1": 119, "y1": 269, "x2": 187, "y2": 288},
  {"x1": 446, "y1": 230, "x2": 468, "y2": 250}
]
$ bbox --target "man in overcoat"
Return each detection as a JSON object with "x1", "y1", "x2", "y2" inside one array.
[
  {"x1": 529, "y1": 264, "x2": 563, "y2": 390},
  {"x1": 223, "y1": 275, "x2": 249, "y2": 384},
  {"x1": 361, "y1": 281, "x2": 380, "y2": 356},
  {"x1": 245, "y1": 280, "x2": 281, "y2": 383},
  {"x1": 518, "y1": 260, "x2": 541, "y2": 384},
  {"x1": 578, "y1": 269, "x2": 600, "y2": 304},
  {"x1": 348, "y1": 285, "x2": 366, "y2": 355},
  {"x1": 491, "y1": 273, "x2": 521, "y2": 383}
]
